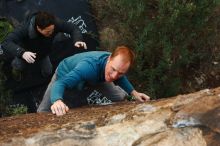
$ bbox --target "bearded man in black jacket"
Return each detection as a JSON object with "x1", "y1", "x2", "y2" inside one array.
[{"x1": 2, "y1": 11, "x2": 87, "y2": 80}]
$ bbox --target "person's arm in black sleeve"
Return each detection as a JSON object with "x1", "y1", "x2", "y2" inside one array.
[
  {"x1": 55, "y1": 18, "x2": 87, "y2": 49},
  {"x1": 2, "y1": 25, "x2": 27, "y2": 58}
]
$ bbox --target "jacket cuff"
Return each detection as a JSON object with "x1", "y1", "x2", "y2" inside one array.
[{"x1": 17, "y1": 47, "x2": 25, "y2": 58}]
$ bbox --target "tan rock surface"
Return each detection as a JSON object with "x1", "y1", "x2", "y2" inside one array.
[
  {"x1": 1, "y1": 87, "x2": 220, "y2": 146},
  {"x1": 171, "y1": 88, "x2": 220, "y2": 133}
]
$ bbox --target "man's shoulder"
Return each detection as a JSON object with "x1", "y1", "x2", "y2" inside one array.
[
  {"x1": 74, "y1": 51, "x2": 110, "y2": 57},
  {"x1": 85, "y1": 51, "x2": 110, "y2": 57},
  {"x1": 22, "y1": 12, "x2": 37, "y2": 26},
  {"x1": 83, "y1": 51, "x2": 110, "y2": 62},
  {"x1": 26, "y1": 16, "x2": 37, "y2": 39},
  {"x1": 62, "y1": 51, "x2": 110, "y2": 65}
]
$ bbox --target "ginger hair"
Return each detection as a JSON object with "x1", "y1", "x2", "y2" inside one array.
[{"x1": 110, "y1": 46, "x2": 135, "y2": 65}]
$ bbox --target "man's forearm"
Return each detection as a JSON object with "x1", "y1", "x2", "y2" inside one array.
[
  {"x1": 130, "y1": 89, "x2": 138, "y2": 97},
  {"x1": 2, "y1": 40, "x2": 25, "y2": 57},
  {"x1": 50, "y1": 82, "x2": 65, "y2": 103}
]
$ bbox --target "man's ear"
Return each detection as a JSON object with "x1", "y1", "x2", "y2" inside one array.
[
  {"x1": 107, "y1": 56, "x2": 112, "y2": 63},
  {"x1": 36, "y1": 26, "x2": 42, "y2": 33}
]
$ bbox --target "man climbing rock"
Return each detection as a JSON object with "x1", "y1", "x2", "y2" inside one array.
[{"x1": 37, "y1": 46, "x2": 150, "y2": 116}]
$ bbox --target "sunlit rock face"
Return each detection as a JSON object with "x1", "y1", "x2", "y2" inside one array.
[
  {"x1": 1, "y1": 87, "x2": 220, "y2": 146},
  {"x1": 171, "y1": 88, "x2": 220, "y2": 132}
]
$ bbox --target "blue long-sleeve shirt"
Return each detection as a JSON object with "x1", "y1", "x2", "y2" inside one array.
[{"x1": 51, "y1": 51, "x2": 134, "y2": 103}]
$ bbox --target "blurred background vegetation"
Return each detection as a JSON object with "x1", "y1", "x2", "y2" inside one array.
[
  {"x1": 0, "y1": 20, "x2": 13, "y2": 116},
  {"x1": 0, "y1": 20, "x2": 28, "y2": 116},
  {"x1": 91, "y1": 0, "x2": 220, "y2": 98},
  {"x1": 1, "y1": 0, "x2": 220, "y2": 116}
]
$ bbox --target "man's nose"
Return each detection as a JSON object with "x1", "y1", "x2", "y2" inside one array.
[
  {"x1": 111, "y1": 72, "x2": 119, "y2": 80},
  {"x1": 48, "y1": 31, "x2": 53, "y2": 35}
]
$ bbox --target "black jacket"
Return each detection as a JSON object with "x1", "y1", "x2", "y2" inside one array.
[{"x1": 2, "y1": 13, "x2": 83, "y2": 61}]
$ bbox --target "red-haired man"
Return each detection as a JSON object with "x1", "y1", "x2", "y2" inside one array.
[{"x1": 38, "y1": 46, "x2": 150, "y2": 116}]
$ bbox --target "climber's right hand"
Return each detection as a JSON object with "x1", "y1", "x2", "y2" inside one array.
[{"x1": 51, "y1": 100, "x2": 69, "y2": 116}]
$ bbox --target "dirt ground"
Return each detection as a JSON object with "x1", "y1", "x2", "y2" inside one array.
[{"x1": 0, "y1": 101, "x2": 141, "y2": 143}]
